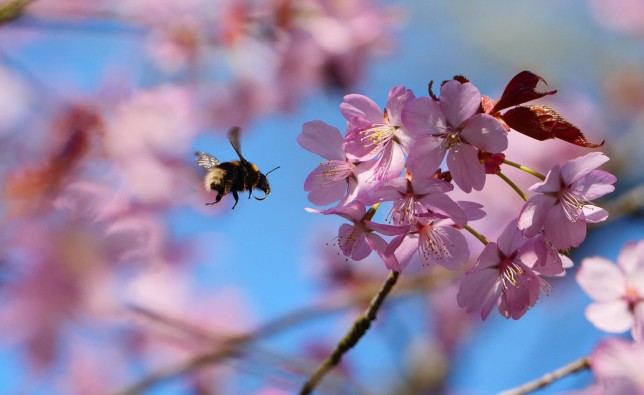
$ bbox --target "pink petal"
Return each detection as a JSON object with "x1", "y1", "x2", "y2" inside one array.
[
  {"x1": 475, "y1": 242, "x2": 502, "y2": 269},
  {"x1": 340, "y1": 94, "x2": 382, "y2": 128},
  {"x1": 618, "y1": 240, "x2": 644, "y2": 277},
  {"x1": 447, "y1": 144, "x2": 485, "y2": 193},
  {"x1": 520, "y1": 236, "x2": 564, "y2": 276},
  {"x1": 457, "y1": 267, "x2": 501, "y2": 320},
  {"x1": 496, "y1": 219, "x2": 525, "y2": 257},
  {"x1": 560, "y1": 152, "x2": 609, "y2": 185},
  {"x1": 518, "y1": 194, "x2": 556, "y2": 237},
  {"x1": 440, "y1": 80, "x2": 481, "y2": 128},
  {"x1": 387, "y1": 233, "x2": 418, "y2": 271},
  {"x1": 543, "y1": 205, "x2": 587, "y2": 249},
  {"x1": 419, "y1": 226, "x2": 468, "y2": 270},
  {"x1": 406, "y1": 136, "x2": 445, "y2": 180},
  {"x1": 499, "y1": 268, "x2": 540, "y2": 319},
  {"x1": 529, "y1": 165, "x2": 563, "y2": 194},
  {"x1": 460, "y1": 113, "x2": 508, "y2": 153},
  {"x1": 582, "y1": 205, "x2": 609, "y2": 224},
  {"x1": 401, "y1": 97, "x2": 445, "y2": 137},
  {"x1": 343, "y1": 127, "x2": 383, "y2": 161},
  {"x1": 364, "y1": 220, "x2": 410, "y2": 236},
  {"x1": 297, "y1": 121, "x2": 345, "y2": 160},
  {"x1": 385, "y1": 86, "x2": 415, "y2": 125},
  {"x1": 577, "y1": 256, "x2": 626, "y2": 301},
  {"x1": 325, "y1": 200, "x2": 366, "y2": 222},
  {"x1": 365, "y1": 233, "x2": 398, "y2": 270},
  {"x1": 418, "y1": 193, "x2": 466, "y2": 227},
  {"x1": 585, "y1": 301, "x2": 633, "y2": 333},
  {"x1": 370, "y1": 141, "x2": 405, "y2": 182},
  {"x1": 458, "y1": 201, "x2": 486, "y2": 221},
  {"x1": 337, "y1": 223, "x2": 369, "y2": 261},
  {"x1": 572, "y1": 169, "x2": 616, "y2": 200},
  {"x1": 304, "y1": 168, "x2": 348, "y2": 206}
]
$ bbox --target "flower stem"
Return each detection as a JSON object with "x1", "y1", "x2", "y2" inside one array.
[
  {"x1": 503, "y1": 159, "x2": 546, "y2": 181},
  {"x1": 464, "y1": 225, "x2": 489, "y2": 245},
  {"x1": 497, "y1": 172, "x2": 528, "y2": 202},
  {"x1": 299, "y1": 270, "x2": 400, "y2": 394},
  {"x1": 498, "y1": 356, "x2": 590, "y2": 395}
]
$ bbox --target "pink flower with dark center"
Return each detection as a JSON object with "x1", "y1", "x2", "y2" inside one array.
[
  {"x1": 306, "y1": 200, "x2": 409, "y2": 270},
  {"x1": 362, "y1": 172, "x2": 466, "y2": 227},
  {"x1": 387, "y1": 212, "x2": 470, "y2": 271},
  {"x1": 457, "y1": 219, "x2": 565, "y2": 320},
  {"x1": 402, "y1": 79, "x2": 508, "y2": 192},
  {"x1": 341, "y1": 86, "x2": 415, "y2": 181},
  {"x1": 298, "y1": 120, "x2": 374, "y2": 206},
  {"x1": 576, "y1": 240, "x2": 644, "y2": 342},
  {"x1": 518, "y1": 152, "x2": 617, "y2": 250}
]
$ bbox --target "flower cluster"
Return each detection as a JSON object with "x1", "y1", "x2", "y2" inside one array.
[{"x1": 300, "y1": 71, "x2": 616, "y2": 320}]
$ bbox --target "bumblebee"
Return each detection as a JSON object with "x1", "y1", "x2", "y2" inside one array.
[{"x1": 195, "y1": 126, "x2": 279, "y2": 209}]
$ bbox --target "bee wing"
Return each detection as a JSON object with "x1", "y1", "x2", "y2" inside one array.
[
  {"x1": 195, "y1": 152, "x2": 220, "y2": 169},
  {"x1": 228, "y1": 126, "x2": 247, "y2": 163}
]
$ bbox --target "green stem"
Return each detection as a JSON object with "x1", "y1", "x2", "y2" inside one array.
[
  {"x1": 299, "y1": 270, "x2": 400, "y2": 394},
  {"x1": 497, "y1": 172, "x2": 528, "y2": 202},
  {"x1": 464, "y1": 225, "x2": 489, "y2": 245},
  {"x1": 503, "y1": 159, "x2": 546, "y2": 181}
]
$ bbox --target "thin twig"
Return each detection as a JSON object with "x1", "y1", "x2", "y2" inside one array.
[
  {"x1": 299, "y1": 270, "x2": 400, "y2": 395},
  {"x1": 497, "y1": 356, "x2": 590, "y2": 395},
  {"x1": 602, "y1": 183, "x2": 644, "y2": 223}
]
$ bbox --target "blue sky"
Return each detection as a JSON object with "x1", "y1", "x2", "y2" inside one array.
[{"x1": 1, "y1": 1, "x2": 643, "y2": 394}]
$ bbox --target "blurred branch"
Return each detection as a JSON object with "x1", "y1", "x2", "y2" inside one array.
[
  {"x1": 299, "y1": 270, "x2": 400, "y2": 395},
  {"x1": 0, "y1": 0, "x2": 35, "y2": 25},
  {"x1": 602, "y1": 183, "x2": 644, "y2": 222},
  {"x1": 498, "y1": 356, "x2": 590, "y2": 395},
  {"x1": 118, "y1": 269, "x2": 457, "y2": 394}
]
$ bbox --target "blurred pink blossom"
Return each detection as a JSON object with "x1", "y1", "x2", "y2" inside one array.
[
  {"x1": 587, "y1": 0, "x2": 644, "y2": 36},
  {"x1": 0, "y1": 182, "x2": 153, "y2": 370},
  {"x1": 576, "y1": 240, "x2": 644, "y2": 342},
  {"x1": 589, "y1": 338, "x2": 644, "y2": 394}
]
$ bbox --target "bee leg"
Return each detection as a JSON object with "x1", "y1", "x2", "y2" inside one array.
[
  {"x1": 231, "y1": 191, "x2": 240, "y2": 209},
  {"x1": 206, "y1": 194, "x2": 223, "y2": 206},
  {"x1": 248, "y1": 189, "x2": 252, "y2": 199}
]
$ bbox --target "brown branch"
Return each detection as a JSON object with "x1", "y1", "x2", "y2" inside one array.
[
  {"x1": 498, "y1": 356, "x2": 590, "y2": 395},
  {"x1": 299, "y1": 270, "x2": 400, "y2": 395}
]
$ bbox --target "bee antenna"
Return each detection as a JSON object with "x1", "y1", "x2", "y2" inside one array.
[{"x1": 265, "y1": 166, "x2": 280, "y2": 177}]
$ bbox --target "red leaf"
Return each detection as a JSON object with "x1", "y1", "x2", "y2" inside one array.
[
  {"x1": 502, "y1": 105, "x2": 604, "y2": 148},
  {"x1": 491, "y1": 71, "x2": 557, "y2": 113}
]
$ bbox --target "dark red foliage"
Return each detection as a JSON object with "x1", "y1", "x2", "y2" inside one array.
[
  {"x1": 501, "y1": 105, "x2": 604, "y2": 148},
  {"x1": 491, "y1": 71, "x2": 557, "y2": 114}
]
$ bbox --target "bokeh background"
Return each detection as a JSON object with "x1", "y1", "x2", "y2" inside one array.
[{"x1": 0, "y1": 1, "x2": 643, "y2": 394}]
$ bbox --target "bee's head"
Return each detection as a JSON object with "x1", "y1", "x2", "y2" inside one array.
[{"x1": 254, "y1": 166, "x2": 279, "y2": 201}]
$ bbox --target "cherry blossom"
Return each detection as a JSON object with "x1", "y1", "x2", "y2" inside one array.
[
  {"x1": 402, "y1": 79, "x2": 508, "y2": 192},
  {"x1": 456, "y1": 219, "x2": 565, "y2": 320},
  {"x1": 306, "y1": 200, "x2": 409, "y2": 270},
  {"x1": 576, "y1": 240, "x2": 644, "y2": 342},
  {"x1": 518, "y1": 152, "x2": 617, "y2": 249},
  {"x1": 361, "y1": 172, "x2": 465, "y2": 227},
  {"x1": 589, "y1": 338, "x2": 644, "y2": 394},
  {"x1": 298, "y1": 120, "x2": 374, "y2": 206},
  {"x1": 342, "y1": 86, "x2": 416, "y2": 181},
  {"x1": 387, "y1": 211, "x2": 470, "y2": 271}
]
